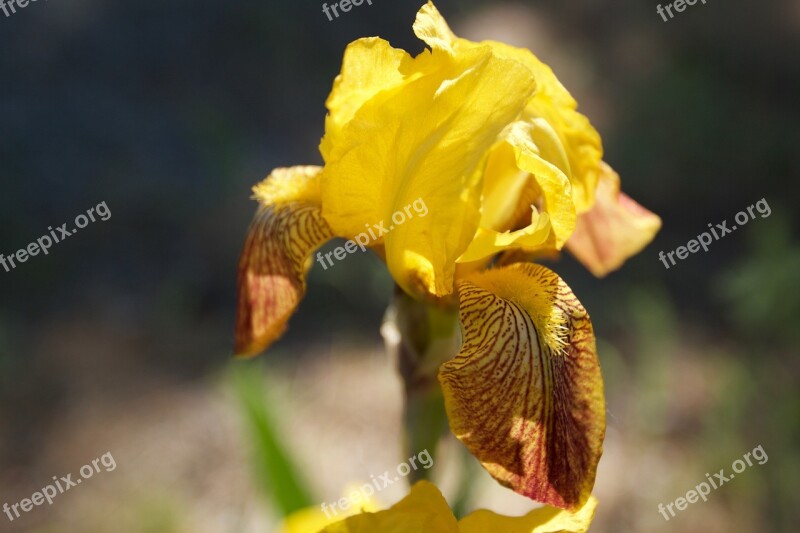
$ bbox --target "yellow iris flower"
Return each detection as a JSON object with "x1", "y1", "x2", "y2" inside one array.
[
  {"x1": 236, "y1": 1, "x2": 659, "y2": 512},
  {"x1": 282, "y1": 481, "x2": 596, "y2": 533}
]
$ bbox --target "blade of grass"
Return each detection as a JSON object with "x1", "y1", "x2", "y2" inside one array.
[{"x1": 229, "y1": 361, "x2": 314, "y2": 517}]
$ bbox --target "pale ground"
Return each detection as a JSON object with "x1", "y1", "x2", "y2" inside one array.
[{"x1": 0, "y1": 320, "x2": 756, "y2": 533}]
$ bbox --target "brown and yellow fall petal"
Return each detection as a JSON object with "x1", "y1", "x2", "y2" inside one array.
[
  {"x1": 566, "y1": 162, "x2": 661, "y2": 277},
  {"x1": 235, "y1": 166, "x2": 334, "y2": 357},
  {"x1": 439, "y1": 263, "x2": 605, "y2": 509}
]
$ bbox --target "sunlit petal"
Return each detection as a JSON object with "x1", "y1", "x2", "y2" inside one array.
[
  {"x1": 321, "y1": 37, "x2": 414, "y2": 162},
  {"x1": 476, "y1": 39, "x2": 604, "y2": 214},
  {"x1": 280, "y1": 483, "x2": 381, "y2": 533},
  {"x1": 321, "y1": 480, "x2": 459, "y2": 533},
  {"x1": 321, "y1": 43, "x2": 536, "y2": 297},
  {"x1": 412, "y1": 1, "x2": 458, "y2": 55},
  {"x1": 235, "y1": 166, "x2": 334, "y2": 357},
  {"x1": 459, "y1": 495, "x2": 598, "y2": 533},
  {"x1": 440, "y1": 263, "x2": 605, "y2": 509},
  {"x1": 566, "y1": 162, "x2": 662, "y2": 277}
]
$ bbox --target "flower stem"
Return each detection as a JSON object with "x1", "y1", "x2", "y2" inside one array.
[{"x1": 381, "y1": 286, "x2": 459, "y2": 483}]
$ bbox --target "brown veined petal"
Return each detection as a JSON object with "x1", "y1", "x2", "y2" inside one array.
[
  {"x1": 439, "y1": 263, "x2": 605, "y2": 509},
  {"x1": 235, "y1": 166, "x2": 334, "y2": 357},
  {"x1": 566, "y1": 162, "x2": 661, "y2": 277}
]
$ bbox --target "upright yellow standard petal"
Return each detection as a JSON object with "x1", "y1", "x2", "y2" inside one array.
[
  {"x1": 439, "y1": 263, "x2": 605, "y2": 509},
  {"x1": 566, "y1": 162, "x2": 662, "y2": 277},
  {"x1": 459, "y1": 495, "x2": 598, "y2": 533},
  {"x1": 412, "y1": 1, "x2": 458, "y2": 54},
  {"x1": 321, "y1": 37, "x2": 414, "y2": 163},
  {"x1": 321, "y1": 41, "x2": 536, "y2": 297},
  {"x1": 476, "y1": 40, "x2": 604, "y2": 215},
  {"x1": 412, "y1": 2, "x2": 604, "y2": 215},
  {"x1": 321, "y1": 480, "x2": 459, "y2": 533},
  {"x1": 235, "y1": 166, "x2": 334, "y2": 357}
]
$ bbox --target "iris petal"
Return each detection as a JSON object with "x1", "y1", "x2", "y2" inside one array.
[
  {"x1": 321, "y1": 480, "x2": 459, "y2": 533},
  {"x1": 566, "y1": 162, "x2": 662, "y2": 277},
  {"x1": 235, "y1": 166, "x2": 334, "y2": 357},
  {"x1": 321, "y1": 44, "x2": 536, "y2": 297},
  {"x1": 440, "y1": 263, "x2": 605, "y2": 509},
  {"x1": 459, "y1": 495, "x2": 597, "y2": 533},
  {"x1": 321, "y1": 37, "x2": 413, "y2": 163}
]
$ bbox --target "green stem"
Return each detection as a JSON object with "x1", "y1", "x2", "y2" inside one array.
[{"x1": 382, "y1": 287, "x2": 459, "y2": 483}]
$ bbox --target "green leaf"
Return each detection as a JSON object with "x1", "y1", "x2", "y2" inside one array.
[{"x1": 229, "y1": 361, "x2": 314, "y2": 517}]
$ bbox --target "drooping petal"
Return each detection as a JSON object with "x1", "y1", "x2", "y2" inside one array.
[
  {"x1": 566, "y1": 162, "x2": 661, "y2": 277},
  {"x1": 235, "y1": 166, "x2": 334, "y2": 357},
  {"x1": 459, "y1": 495, "x2": 597, "y2": 533},
  {"x1": 439, "y1": 263, "x2": 605, "y2": 509},
  {"x1": 321, "y1": 41, "x2": 536, "y2": 297},
  {"x1": 321, "y1": 480, "x2": 459, "y2": 533}
]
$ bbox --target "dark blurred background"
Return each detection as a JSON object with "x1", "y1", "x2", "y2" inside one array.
[{"x1": 1, "y1": 0, "x2": 798, "y2": 531}]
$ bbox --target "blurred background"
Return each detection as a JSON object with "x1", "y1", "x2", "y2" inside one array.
[{"x1": 1, "y1": 0, "x2": 798, "y2": 531}]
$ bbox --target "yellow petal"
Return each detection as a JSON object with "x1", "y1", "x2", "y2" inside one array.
[
  {"x1": 439, "y1": 263, "x2": 605, "y2": 509},
  {"x1": 457, "y1": 207, "x2": 552, "y2": 264},
  {"x1": 458, "y1": 495, "x2": 598, "y2": 533},
  {"x1": 457, "y1": 119, "x2": 578, "y2": 265},
  {"x1": 566, "y1": 162, "x2": 661, "y2": 277},
  {"x1": 418, "y1": 24, "x2": 605, "y2": 215},
  {"x1": 477, "y1": 40, "x2": 604, "y2": 214},
  {"x1": 321, "y1": 42, "x2": 536, "y2": 297},
  {"x1": 505, "y1": 121, "x2": 576, "y2": 248},
  {"x1": 321, "y1": 37, "x2": 413, "y2": 162},
  {"x1": 321, "y1": 480, "x2": 459, "y2": 533},
  {"x1": 412, "y1": 1, "x2": 458, "y2": 55},
  {"x1": 235, "y1": 166, "x2": 334, "y2": 357},
  {"x1": 280, "y1": 483, "x2": 381, "y2": 533}
]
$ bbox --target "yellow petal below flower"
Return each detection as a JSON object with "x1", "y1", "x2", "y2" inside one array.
[
  {"x1": 316, "y1": 480, "x2": 599, "y2": 533},
  {"x1": 321, "y1": 480, "x2": 459, "y2": 533},
  {"x1": 235, "y1": 166, "x2": 334, "y2": 357},
  {"x1": 566, "y1": 162, "x2": 661, "y2": 277},
  {"x1": 439, "y1": 263, "x2": 605, "y2": 509},
  {"x1": 281, "y1": 482, "x2": 381, "y2": 533},
  {"x1": 459, "y1": 495, "x2": 598, "y2": 533}
]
